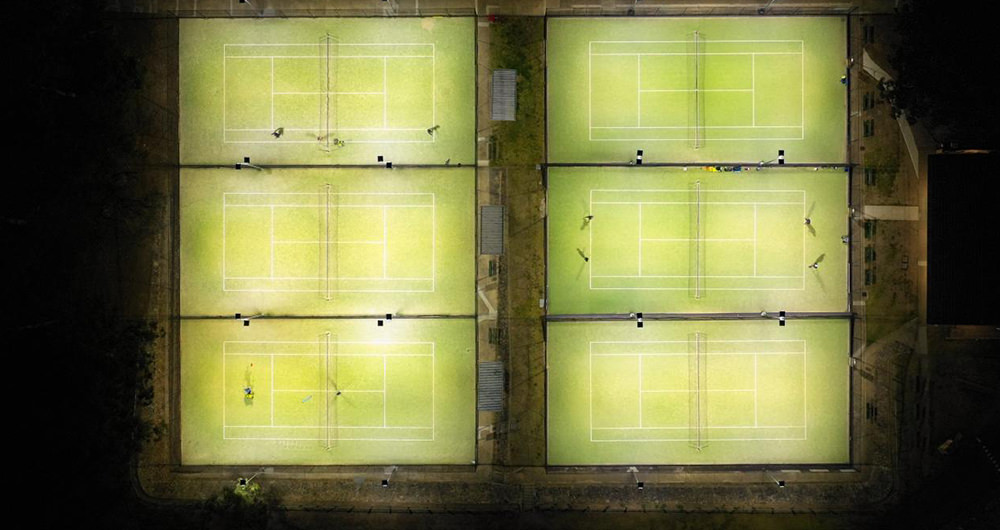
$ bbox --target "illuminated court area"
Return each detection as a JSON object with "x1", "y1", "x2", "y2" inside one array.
[{"x1": 178, "y1": 15, "x2": 852, "y2": 468}]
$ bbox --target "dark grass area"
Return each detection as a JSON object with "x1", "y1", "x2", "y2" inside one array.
[
  {"x1": 488, "y1": 16, "x2": 548, "y2": 467},
  {"x1": 7, "y1": 3, "x2": 180, "y2": 527}
]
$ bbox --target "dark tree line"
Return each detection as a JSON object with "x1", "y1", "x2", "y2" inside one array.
[
  {"x1": 7, "y1": 2, "x2": 168, "y2": 527},
  {"x1": 883, "y1": 0, "x2": 1000, "y2": 149}
]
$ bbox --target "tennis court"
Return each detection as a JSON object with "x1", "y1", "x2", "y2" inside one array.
[
  {"x1": 181, "y1": 318, "x2": 475, "y2": 465},
  {"x1": 180, "y1": 167, "x2": 474, "y2": 316},
  {"x1": 546, "y1": 166, "x2": 848, "y2": 314},
  {"x1": 547, "y1": 319, "x2": 849, "y2": 465},
  {"x1": 180, "y1": 17, "x2": 475, "y2": 165},
  {"x1": 547, "y1": 17, "x2": 847, "y2": 163}
]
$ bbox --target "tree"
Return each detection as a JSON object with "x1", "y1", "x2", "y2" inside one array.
[{"x1": 886, "y1": 0, "x2": 1000, "y2": 148}]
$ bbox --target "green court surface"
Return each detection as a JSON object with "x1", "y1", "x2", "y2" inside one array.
[
  {"x1": 180, "y1": 167, "x2": 474, "y2": 316},
  {"x1": 547, "y1": 166, "x2": 848, "y2": 314},
  {"x1": 181, "y1": 318, "x2": 475, "y2": 465},
  {"x1": 180, "y1": 17, "x2": 474, "y2": 165},
  {"x1": 547, "y1": 319, "x2": 849, "y2": 465},
  {"x1": 547, "y1": 17, "x2": 847, "y2": 163}
]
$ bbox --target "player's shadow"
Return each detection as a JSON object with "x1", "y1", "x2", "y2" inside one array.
[
  {"x1": 805, "y1": 202, "x2": 816, "y2": 236},
  {"x1": 244, "y1": 365, "x2": 254, "y2": 406},
  {"x1": 575, "y1": 248, "x2": 590, "y2": 279},
  {"x1": 810, "y1": 253, "x2": 827, "y2": 290}
]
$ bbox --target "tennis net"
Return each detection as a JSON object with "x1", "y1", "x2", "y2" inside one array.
[
  {"x1": 689, "y1": 180, "x2": 704, "y2": 299},
  {"x1": 318, "y1": 33, "x2": 340, "y2": 151},
  {"x1": 691, "y1": 31, "x2": 705, "y2": 149},
  {"x1": 323, "y1": 331, "x2": 339, "y2": 449},
  {"x1": 317, "y1": 183, "x2": 339, "y2": 300},
  {"x1": 688, "y1": 331, "x2": 708, "y2": 451}
]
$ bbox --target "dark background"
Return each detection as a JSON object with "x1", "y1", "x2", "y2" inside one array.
[{"x1": 5, "y1": 1, "x2": 998, "y2": 528}]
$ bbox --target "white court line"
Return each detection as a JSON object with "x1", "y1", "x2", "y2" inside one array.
[
  {"x1": 589, "y1": 39, "x2": 804, "y2": 43},
  {"x1": 753, "y1": 202, "x2": 758, "y2": 276},
  {"x1": 588, "y1": 189, "x2": 806, "y2": 290},
  {"x1": 224, "y1": 288, "x2": 434, "y2": 293},
  {"x1": 272, "y1": 91, "x2": 385, "y2": 95},
  {"x1": 432, "y1": 342, "x2": 436, "y2": 441},
  {"x1": 225, "y1": 351, "x2": 434, "y2": 357},
  {"x1": 222, "y1": 339, "x2": 436, "y2": 442},
  {"x1": 590, "y1": 287, "x2": 805, "y2": 291},
  {"x1": 801, "y1": 47, "x2": 805, "y2": 143},
  {"x1": 590, "y1": 137, "x2": 807, "y2": 143},
  {"x1": 636, "y1": 54, "x2": 641, "y2": 127},
  {"x1": 226, "y1": 127, "x2": 427, "y2": 131},
  {"x1": 590, "y1": 438, "x2": 807, "y2": 443},
  {"x1": 383, "y1": 57, "x2": 388, "y2": 128},
  {"x1": 228, "y1": 276, "x2": 430, "y2": 280},
  {"x1": 222, "y1": 192, "x2": 437, "y2": 294},
  {"x1": 593, "y1": 274, "x2": 800, "y2": 278},
  {"x1": 275, "y1": 388, "x2": 385, "y2": 393},
  {"x1": 589, "y1": 342, "x2": 594, "y2": 442},
  {"x1": 591, "y1": 188, "x2": 807, "y2": 193},
  {"x1": 593, "y1": 201, "x2": 803, "y2": 205},
  {"x1": 222, "y1": 347, "x2": 227, "y2": 438},
  {"x1": 639, "y1": 88, "x2": 752, "y2": 93},
  {"x1": 224, "y1": 436, "x2": 433, "y2": 442},
  {"x1": 588, "y1": 339, "x2": 808, "y2": 443},
  {"x1": 383, "y1": 355, "x2": 388, "y2": 427},
  {"x1": 382, "y1": 206, "x2": 388, "y2": 279},
  {"x1": 270, "y1": 353, "x2": 275, "y2": 425},
  {"x1": 591, "y1": 52, "x2": 802, "y2": 57},
  {"x1": 640, "y1": 389, "x2": 757, "y2": 392},
  {"x1": 273, "y1": 240, "x2": 382, "y2": 245},
  {"x1": 637, "y1": 204, "x2": 642, "y2": 275},
  {"x1": 270, "y1": 57, "x2": 275, "y2": 130},
  {"x1": 222, "y1": 194, "x2": 227, "y2": 291},
  {"x1": 225, "y1": 339, "x2": 433, "y2": 347},
  {"x1": 222, "y1": 42, "x2": 436, "y2": 145},
  {"x1": 587, "y1": 39, "x2": 805, "y2": 142},
  {"x1": 589, "y1": 338, "x2": 805, "y2": 345},
  {"x1": 225, "y1": 55, "x2": 433, "y2": 59},
  {"x1": 431, "y1": 194, "x2": 436, "y2": 292},
  {"x1": 591, "y1": 125, "x2": 802, "y2": 130},
  {"x1": 754, "y1": 353, "x2": 758, "y2": 427},
  {"x1": 432, "y1": 44, "x2": 437, "y2": 143},
  {"x1": 225, "y1": 191, "x2": 433, "y2": 196},
  {"x1": 640, "y1": 238, "x2": 754, "y2": 242},
  {"x1": 591, "y1": 352, "x2": 804, "y2": 357},
  {"x1": 588, "y1": 41, "x2": 592, "y2": 141},
  {"x1": 269, "y1": 206, "x2": 275, "y2": 278},
  {"x1": 227, "y1": 425, "x2": 428, "y2": 429},
  {"x1": 638, "y1": 354, "x2": 643, "y2": 428},
  {"x1": 589, "y1": 189, "x2": 593, "y2": 290},
  {"x1": 593, "y1": 425, "x2": 804, "y2": 430},
  {"x1": 225, "y1": 42, "x2": 435, "y2": 47}
]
